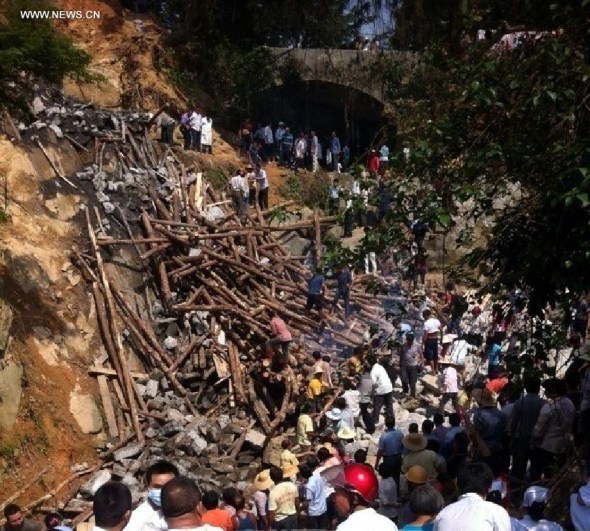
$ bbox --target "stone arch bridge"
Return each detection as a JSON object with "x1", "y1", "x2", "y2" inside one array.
[{"x1": 269, "y1": 48, "x2": 417, "y2": 103}]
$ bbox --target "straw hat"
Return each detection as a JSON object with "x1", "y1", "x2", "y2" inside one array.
[
  {"x1": 405, "y1": 465, "x2": 428, "y2": 485},
  {"x1": 442, "y1": 334, "x2": 455, "y2": 344},
  {"x1": 472, "y1": 387, "x2": 497, "y2": 408},
  {"x1": 402, "y1": 433, "x2": 427, "y2": 452},
  {"x1": 253, "y1": 469, "x2": 274, "y2": 491},
  {"x1": 281, "y1": 464, "x2": 298, "y2": 479},
  {"x1": 326, "y1": 408, "x2": 343, "y2": 421},
  {"x1": 337, "y1": 427, "x2": 356, "y2": 440},
  {"x1": 313, "y1": 364, "x2": 324, "y2": 375}
]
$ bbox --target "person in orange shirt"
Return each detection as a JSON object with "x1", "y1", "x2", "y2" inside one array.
[{"x1": 200, "y1": 490, "x2": 234, "y2": 531}]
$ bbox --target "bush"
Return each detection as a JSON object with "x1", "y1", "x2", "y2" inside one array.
[
  {"x1": 279, "y1": 170, "x2": 331, "y2": 210},
  {"x1": 0, "y1": 0, "x2": 99, "y2": 113}
]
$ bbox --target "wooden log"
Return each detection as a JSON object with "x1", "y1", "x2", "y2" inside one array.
[
  {"x1": 89, "y1": 366, "x2": 149, "y2": 379},
  {"x1": 227, "y1": 342, "x2": 245, "y2": 402},
  {"x1": 313, "y1": 208, "x2": 321, "y2": 267},
  {"x1": 141, "y1": 212, "x2": 172, "y2": 306},
  {"x1": 97, "y1": 375, "x2": 119, "y2": 438},
  {"x1": 86, "y1": 210, "x2": 143, "y2": 444},
  {"x1": 247, "y1": 378, "x2": 272, "y2": 433},
  {"x1": 0, "y1": 466, "x2": 48, "y2": 513},
  {"x1": 35, "y1": 138, "x2": 78, "y2": 189}
]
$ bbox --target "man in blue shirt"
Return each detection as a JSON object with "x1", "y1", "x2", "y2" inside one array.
[
  {"x1": 375, "y1": 416, "x2": 404, "y2": 488},
  {"x1": 307, "y1": 270, "x2": 327, "y2": 328},
  {"x1": 329, "y1": 131, "x2": 341, "y2": 171},
  {"x1": 305, "y1": 455, "x2": 327, "y2": 529},
  {"x1": 332, "y1": 264, "x2": 352, "y2": 320},
  {"x1": 280, "y1": 127, "x2": 294, "y2": 167}
]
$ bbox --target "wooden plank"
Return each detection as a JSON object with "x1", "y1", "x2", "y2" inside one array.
[
  {"x1": 97, "y1": 375, "x2": 119, "y2": 438},
  {"x1": 89, "y1": 366, "x2": 149, "y2": 379}
]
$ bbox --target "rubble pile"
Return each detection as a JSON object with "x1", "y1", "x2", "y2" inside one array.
[{"x1": 2, "y1": 93, "x2": 402, "y2": 515}]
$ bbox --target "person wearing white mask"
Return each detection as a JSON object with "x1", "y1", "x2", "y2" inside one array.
[{"x1": 126, "y1": 461, "x2": 179, "y2": 531}]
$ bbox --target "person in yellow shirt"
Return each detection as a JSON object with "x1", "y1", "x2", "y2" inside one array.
[
  {"x1": 280, "y1": 439, "x2": 300, "y2": 481},
  {"x1": 307, "y1": 367, "x2": 326, "y2": 412}
]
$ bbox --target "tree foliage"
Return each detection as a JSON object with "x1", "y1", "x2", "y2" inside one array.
[
  {"x1": 378, "y1": 1, "x2": 590, "y2": 313},
  {"x1": 0, "y1": 0, "x2": 97, "y2": 113}
]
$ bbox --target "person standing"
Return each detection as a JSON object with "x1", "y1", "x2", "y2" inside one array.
[
  {"x1": 156, "y1": 112, "x2": 176, "y2": 144},
  {"x1": 369, "y1": 354, "x2": 394, "y2": 425},
  {"x1": 268, "y1": 467, "x2": 300, "y2": 530},
  {"x1": 125, "y1": 461, "x2": 179, "y2": 531},
  {"x1": 92, "y1": 482, "x2": 133, "y2": 531},
  {"x1": 422, "y1": 309, "x2": 441, "y2": 373},
  {"x1": 281, "y1": 127, "x2": 294, "y2": 167},
  {"x1": 201, "y1": 116, "x2": 213, "y2": 154},
  {"x1": 239, "y1": 119, "x2": 252, "y2": 155},
  {"x1": 305, "y1": 456, "x2": 328, "y2": 529},
  {"x1": 189, "y1": 108, "x2": 202, "y2": 151},
  {"x1": 294, "y1": 133, "x2": 306, "y2": 169},
  {"x1": 329, "y1": 132, "x2": 341, "y2": 172},
  {"x1": 328, "y1": 178, "x2": 340, "y2": 215},
  {"x1": 264, "y1": 122, "x2": 275, "y2": 161},
  {"x1": 400, "y1": 331, "x2": 423, "y2": 398},
  {"x1": 434, "y1": 462, "x2": 510, "y2": 531},
  {"x1": 438, "y1": 361, "x2": 459, "y2": 414},
  {"x1": 529, "y1": 378, "x2": 576, "y2": 481},
  {"x1": 275, "y1": 122, "x2": 286, "y2": 163},
  {"x1": 342, "y1": 144, "x2": 350, "y2": 171},
  {"x1": 161, "y1": 476, "x2": 224, "y2": 531},
  {"x1": 379, "y1": 144, "x2": 390, "y2": 166},
  {"x1": 368, "y1": 150, "x2": 380, "y2": 175},
  {"x1": 267, "y1": 311, "x2": 292, "y2": 361},
  {"x1": 375, "y1": 416, "x2": 404, "y2": 489},
  {"x1": 229, "y1": 169, "x2": 248, "y2": 221},
  {"x1": 471, "y1": 388, "x2": 507, "y2": 471},
  {"x1": 325, "y1": 464, "x2": 397, "y2": 530},
  {"x1": 332, "y1": 264, "x2": 353, "y2": 321},
  {"x1": 254, "y1": 163, "x2": 269, "y2": 210},
  {"x1": 310, "y1": 131, "x2": 319, "y2": 172},
  {"x1": 358, "y1": 366, "x2": 376, "y2": 434},
  {"x1": 180, "y1": 110, "x2": 191, "y2": 150},
  {"x1": 306, "y1": 270, "x2": 327, "y2": 329},
  {"x1": 510, "y1": 375, "x2": 545, "y2": 483}
]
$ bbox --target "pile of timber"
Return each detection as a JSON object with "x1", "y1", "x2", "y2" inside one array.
[{"x1": 52, "y1": 107, "x2": 399, "y2": 510}]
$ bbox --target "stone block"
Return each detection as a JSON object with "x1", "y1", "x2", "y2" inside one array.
[
  {"x1": 245, "y1": 429, "x2": 266, "y2": 450},
  {"x1": 113, "y1": 442, "x2": 143, "y2": 462},
  {"x1": 79, "y1": 469, "x2": 111, "y2": 497}
]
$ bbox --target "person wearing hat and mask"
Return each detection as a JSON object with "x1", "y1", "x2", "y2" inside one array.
[
  {"x1": 511, "y1": 486, "x2": 562, "y2": 531},
  {"x1": 252, "y1": 469, "x2": 274, "y2": 530},
  {"x1": 529, "y1": 378, "x2": 575, "y2": 481},
  {"x1": 322, "y1": 463, "x2": 397, "y2": 530},
  {"x1": 126, "y1": 461, "x2": 179, "y2": 531},
  {"x1": 401, "y1": 434, "x2": 439, "y2": 482},
  {"x1": 338, "y1": 427, "x2": 361, "y2": 460}
]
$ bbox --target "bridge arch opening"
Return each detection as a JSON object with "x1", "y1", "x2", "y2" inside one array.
[{"x1": 258, "y1": 80, "x2": 392, "y2": 159}]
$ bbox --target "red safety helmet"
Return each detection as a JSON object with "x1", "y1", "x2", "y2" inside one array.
[{"x1": 322, "y1": 463, "x2": 379, "y2": 503}]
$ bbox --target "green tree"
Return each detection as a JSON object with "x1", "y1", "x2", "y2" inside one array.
[
  {"x1": 0, "y1": 0, "x2": 96, "y2": 113},
  {"x1": 376, "y1": 1, "x2": 590, "y2": 314}
]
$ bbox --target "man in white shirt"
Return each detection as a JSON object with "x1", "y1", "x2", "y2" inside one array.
[
  {"x1": 189, "y1": 110, "x2": 201, "y2": 151},
  {"x1": 126, "y1": 461, "x2": 179, "y2": 531},
  {"x1": 228, "y1": 170, "x2": 249, "y2": 221},
  {"x1": 368, "y1": 354, "x2": 394, "y2": 425},
  {"x1": 93, "y1": 481, "x2": 132, "y2": 531},
  {"x1": 310, "y1": 131, "x2": 319, "y2": 172},
  {"x1": 263, "y1": 122, "x2": 274, "y2": 161},
  {"x1": 254, "y1": 164, "x2": 269, "y2": 210},
  {"x1": 422, "y1": 309, "x2": 442, "y2": 372},
  {"x1": 434, "y1": 462, "x2": 510, "y2": 531},
  {"x1": 160, "y1": 477, "x2": 222, "y2": 531}
]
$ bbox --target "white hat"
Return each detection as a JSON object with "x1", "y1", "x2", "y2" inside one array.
[
  {"x1": 523, "y1": 486, "x2": 549, "y2": 507},
  {"x1": 337, "y1": 427, "x2": 356, "y2": 440},
  {"x1": 326, "y1": 408, "x2": 343, "y2": 421}
]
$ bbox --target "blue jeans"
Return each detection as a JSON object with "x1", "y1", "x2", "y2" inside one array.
[{"x1": 447, "y1": 316, "x2": 463, "y2": 337}]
